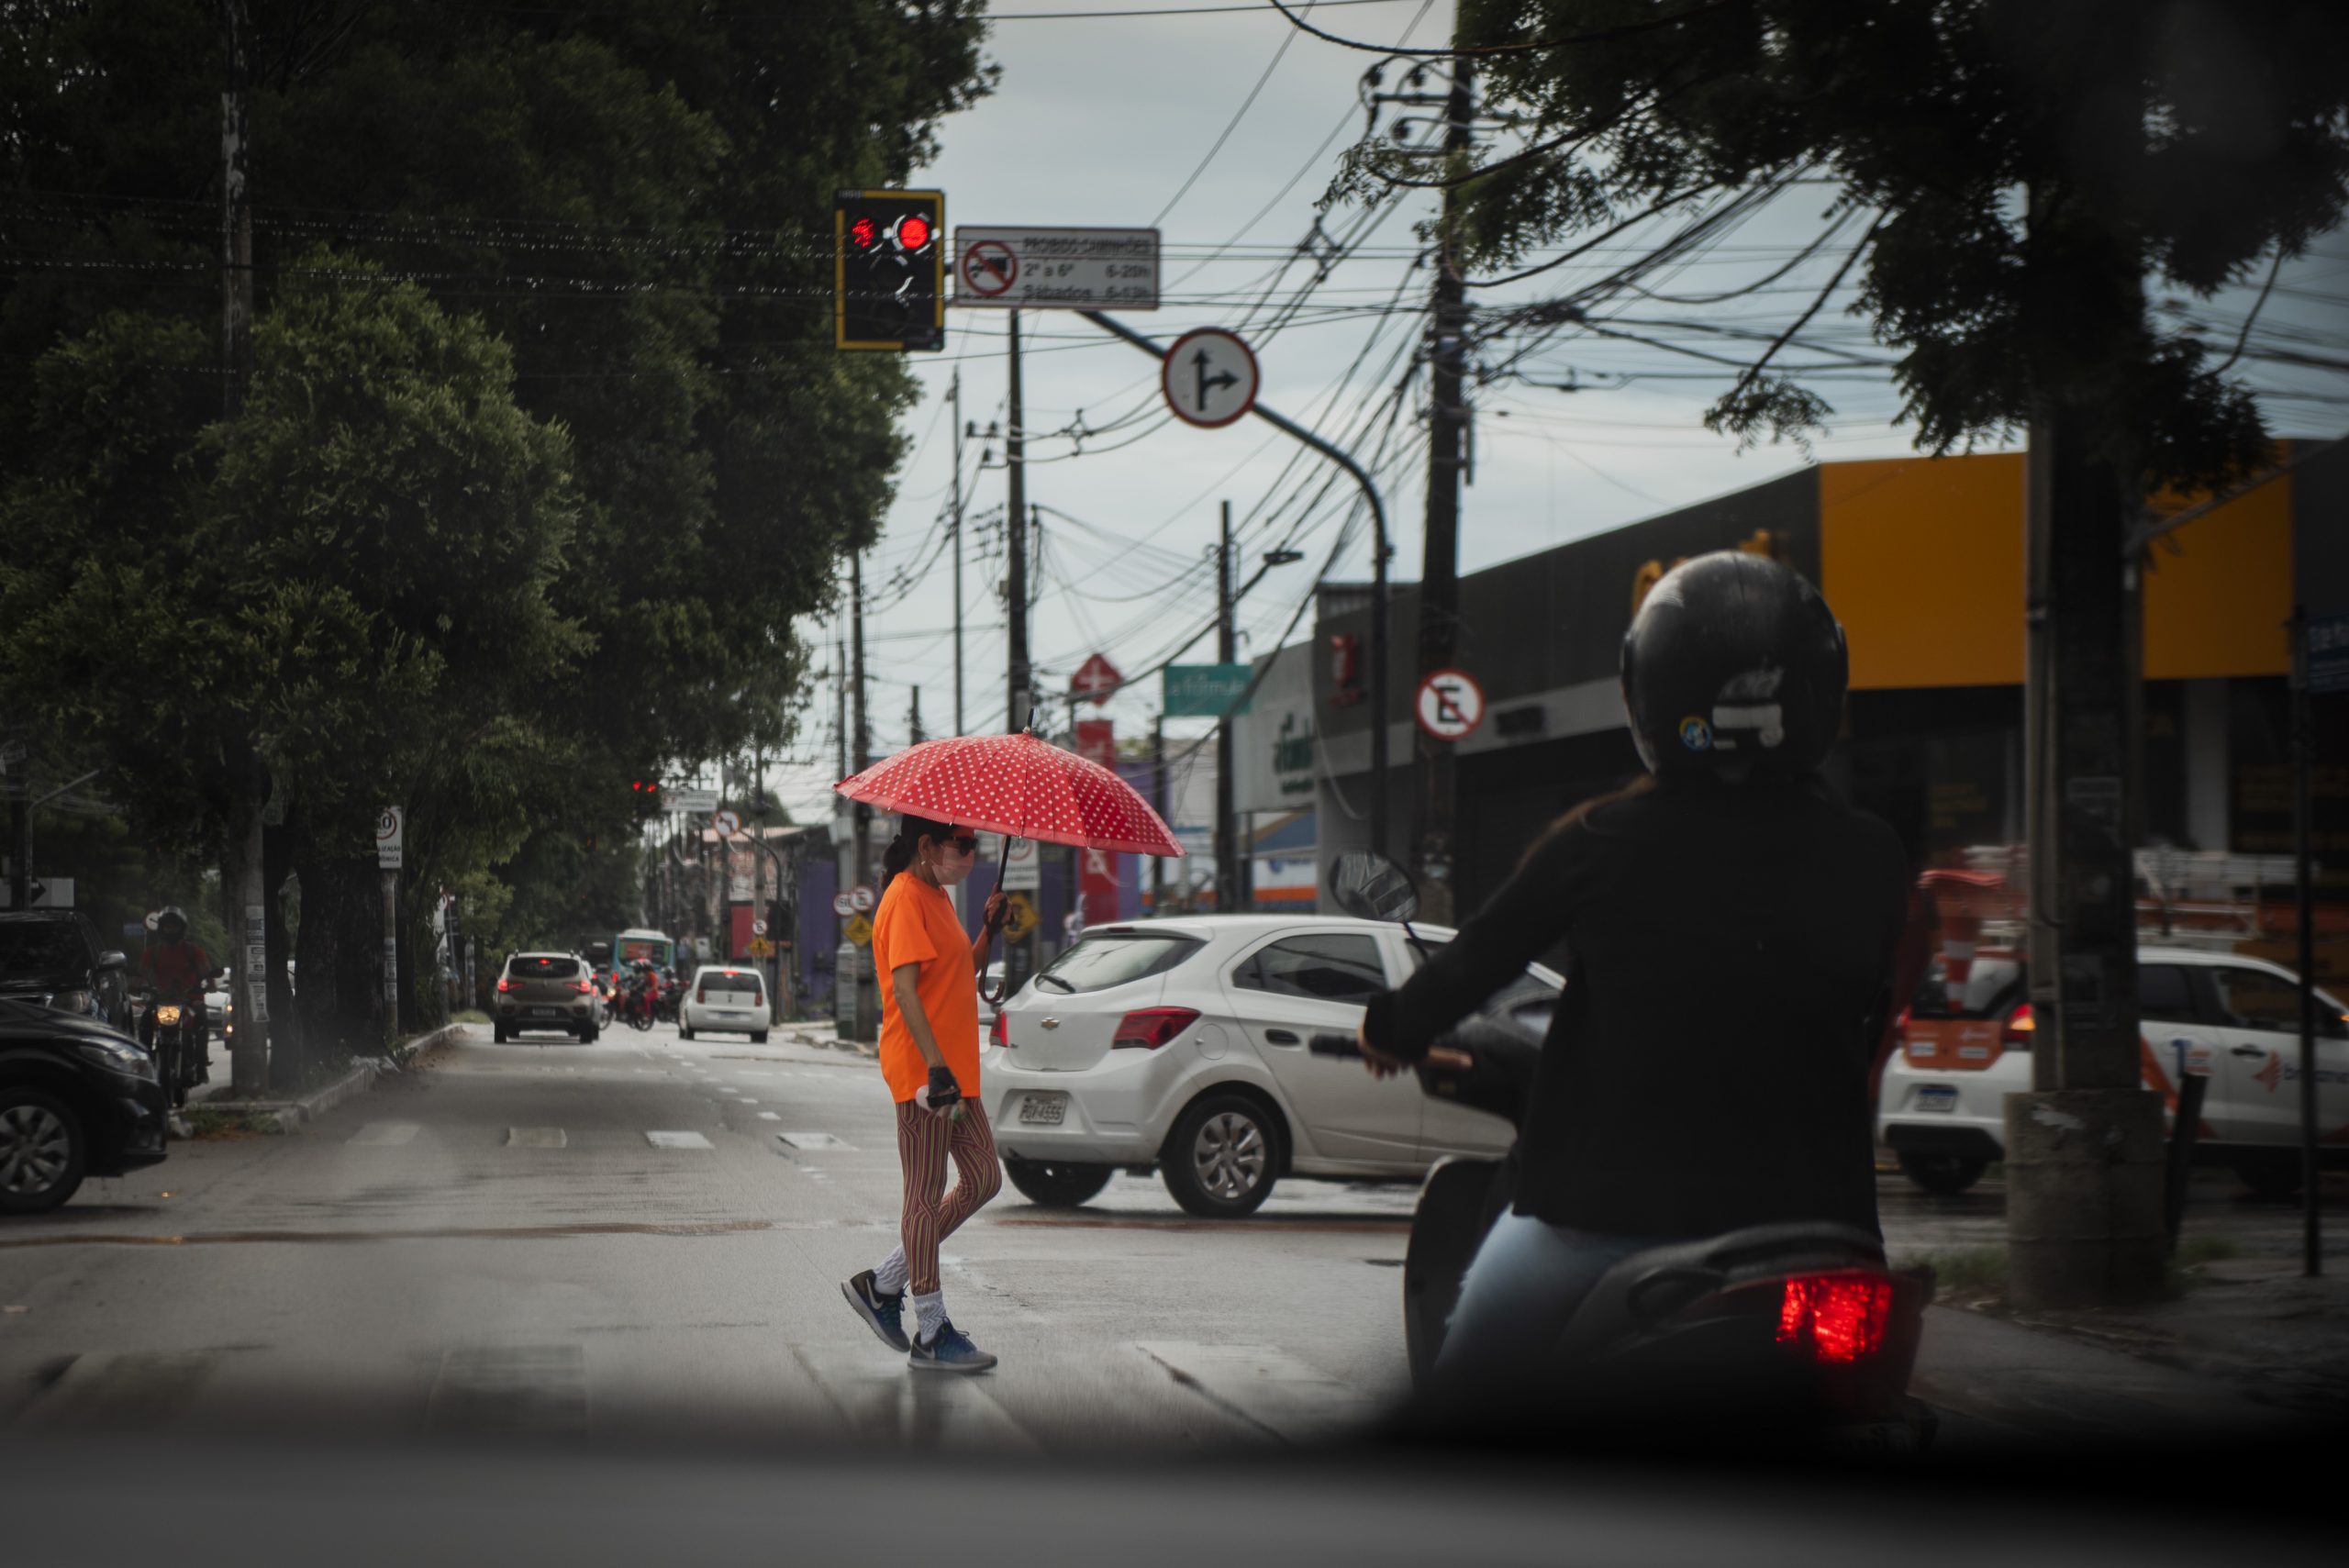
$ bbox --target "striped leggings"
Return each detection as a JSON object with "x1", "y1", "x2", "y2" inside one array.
[{"x1": 895, "y1": 1098, "x2": 1002, "y2": 1296}]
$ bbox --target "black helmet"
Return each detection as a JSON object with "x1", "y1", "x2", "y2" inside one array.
[
  {"x1": 1620, "y1": 551, "x2": 1847, "y2": 783},
  {"x1": 156, "y1": 906, "x2": 189, "y2": 938}
]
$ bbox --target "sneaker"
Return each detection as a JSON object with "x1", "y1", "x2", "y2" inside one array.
[
  {"x1": 841, "y1": 1270, "x2": 909, "y2": 1352},
  {"x1": 907, "y1": 1318, "x2": 996, "y2": 1374}
]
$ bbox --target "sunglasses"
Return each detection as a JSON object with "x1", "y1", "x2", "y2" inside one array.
[{"x1": 932, "y1": 832, "x2": 979, "y2": 855}]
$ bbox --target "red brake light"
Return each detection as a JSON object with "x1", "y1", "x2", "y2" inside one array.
[
  {"x1": 990, "y1": 1008, "x2": 1008, "y2": 1048},
  {"x1": 1112, "y1": 1006, "x2": 1199, "y2": 1051},
  {"x1": 573, "y1": 978, "x2": 594, "y2": 994},
  {"x1": 2001, "y1": 1002, "x2": 2034, "y2": 1047},
  {"x1": 1777, "y1": 1273, "x2": 1895, "y2": 1362},
  {"x1": 496, "y1": 978, "x2": 516, "y2": 994},
  {"x1": 696, "y1": 988, "x2": 707, "y2": 1004}
]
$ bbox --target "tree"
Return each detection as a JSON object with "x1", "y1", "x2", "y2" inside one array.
[{"x1": 1315, "y1": 0, "x2": 2349, "y2": 1305}]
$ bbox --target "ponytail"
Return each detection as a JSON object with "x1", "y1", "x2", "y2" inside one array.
[{"x1": 883, "y1": 813, "x2": 954, "y2": 881}]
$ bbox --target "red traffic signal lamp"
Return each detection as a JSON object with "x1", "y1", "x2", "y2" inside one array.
[{"x1": 835, "y1": 189, "x2": 944, "y2": 351}]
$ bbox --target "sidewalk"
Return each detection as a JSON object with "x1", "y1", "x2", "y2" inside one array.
[
  {"x1": 1913, "y1": 1260, "x2": 2349, "y2": 1443},
  {"x1": 181, "y1": 1019, "x2": 466, "y2": 1129}
]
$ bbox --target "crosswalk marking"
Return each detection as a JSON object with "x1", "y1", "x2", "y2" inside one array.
[
  {"x1": 644, "y1": 1130, "x2": 714, "y2": 1150},
  {"x1": 347, "y1": 1121, "x2": 420, "y2": 1147},
  {"x1": 788, "y1": 1344, "x2": 1038, "y2": 1451},
  {"x1": 755, "y1": 1112, "x2": 780, "y2": 1121},
  {"x1": 506, "y1": 1128, "x2": 566, "y2": 1149},
  {"x1": 778, "y1": 1131, "x2": 854, "y2": 1151}
]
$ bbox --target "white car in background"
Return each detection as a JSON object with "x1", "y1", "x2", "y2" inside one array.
[
  {"x1": 986, "y1": 915, "x2": 1559, "y2": 1218},
  {"x1": 1878, "y1": 944, "x2": 2349, "y2": 1197},
  {"x1": 680, "y1": 963, "x2": 769, "y2": 1043}
]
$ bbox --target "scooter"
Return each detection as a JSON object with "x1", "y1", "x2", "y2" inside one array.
[{"x1": 1317, "y1": 851, "x2": 1936, "y2": 1451}]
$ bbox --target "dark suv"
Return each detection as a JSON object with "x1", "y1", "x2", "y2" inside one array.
[
  {"x1": 0, "y1": 911, "x2": 131, "y2": 1031},
  {"x1": 0, "y1": 998, "x2": 169, "y2": 1212}
]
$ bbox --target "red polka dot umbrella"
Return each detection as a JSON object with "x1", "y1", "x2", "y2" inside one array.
[{"x1": 834, "y1": 731, "x2": 1184, "y2": 857}]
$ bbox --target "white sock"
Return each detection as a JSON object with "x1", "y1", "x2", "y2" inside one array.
[
  {"x1": 873, "y1": 1247, "x2": 907, "y2": 1298},
  {"x1": 913, "y1": 1290, "x2": 946, "y2": 1342}
]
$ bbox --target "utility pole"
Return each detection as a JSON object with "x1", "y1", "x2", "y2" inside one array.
[
  {"x1": 909, "y1": 686, "x2": 925, "y2": 745},
  {"x1": 951, "y1": 372, "x2": 966, "y2": 737},
  {"x1": 1006, "y1": 310, "x2": 1030, "y2": 732},
  {"x1": 2006, "y1": 151, "x2": 2165, "y2": 1307},
  {"x1": 851, "y1": 550, "x2": 875, "y2": 1042},
  {"x1": 1152, "y1": 715, "x2": 1167, "y2": 911},
  {"x1": 2290, "y1": 604, "x2": 2321, "y2": 1277},
  {"x1": 1216, "y1": 501, "x2": 1238, "y2": 912},
  {"x1": 1412, "y1": 55, "x2": 1475, "y2": 926}
]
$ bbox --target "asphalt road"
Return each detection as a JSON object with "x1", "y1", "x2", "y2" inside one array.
[{"x1": 0, "y1": 1018, "x2": 2335, "y2": 1452}]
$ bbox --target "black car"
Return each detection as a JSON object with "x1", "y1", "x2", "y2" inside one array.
[
  {"x1": 0, "y1": 910, "x2": 132, "y2": 1031},
  {"x1": 0, "y1": 998, "x2": 169, "y2": 1213}
]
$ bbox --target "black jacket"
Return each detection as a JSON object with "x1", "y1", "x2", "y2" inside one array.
[{"x1": 1364, "y1": 775, "x2": 1908, "y2": 1240}]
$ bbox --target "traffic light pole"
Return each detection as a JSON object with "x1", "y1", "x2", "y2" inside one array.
[
  {"x1": 1216, "y1": 501, "x2": 1237, "y2": 912},
  {"x1": 851, "y1": 550, "x2": 876, "y2": 1043},
  {"x1": 951, "y1": 370, "x2": 966, "y2": 737},
  {"x1": 1078, "y1": 309, "x2": 1390, "y2": 859}
]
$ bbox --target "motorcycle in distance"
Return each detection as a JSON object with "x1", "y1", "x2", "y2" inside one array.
[
  {"x1": 618, "y1": 973, "x2": 655, "y2": 1032},
  {"x1": 134, "y1": 983, "x2": 211, "y2": 1109},
  {"x1": 1315, "y1": 851, "x2": 1936, "y2": 1452}
]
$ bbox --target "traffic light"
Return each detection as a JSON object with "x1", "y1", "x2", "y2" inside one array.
[{"x1": 835, "y1": 188, "x2": 945, "y2": 351}]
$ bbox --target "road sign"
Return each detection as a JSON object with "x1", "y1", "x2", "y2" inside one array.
[
  {"x1": 1071, "y1": 651, "x2": 1125, "y2": 703},
  {"x1": 2307, "y1": 608, "x2": 2349, "y2": 695},
  {"x1": 843, "y1": 915, "x2": 874, "y2": 947},
  {"x1": 1163, "y1": 663, "x2": 1252, "y2": 717},
  {"x1": 1000, "y1": 835, "x2": 1041, "y2": 891},
  {"x1": 1161, "y1": 328, "x2": 1258, "y2": 428},
  {"x1": 953, "y1": 226, "x2": 1159, "y2": 311},
  {"x1": 1001, "y1": 893, "x2": 1040, "y2": 941},
  {"x1": 377, "y1": 806, "x2": 405, "y2": 870},
  {"x1": 669, "y1": 786, "x2": 718, "y2": 815},
  {"x1": 831, "y1": 893, "x2": 856, "y2": 917},
  {"x1": 849, "y1": 884, "x2": 875, "y2": 914},
  {"x1": 713, "y1": 808, "x2": 741, "y2": 837},
  {"x1": 750, "y1": 918, "x2": 767, "y2": 937},
  {"x1": 746, "y1": 937, "x2": 774, "y2": 959},
  {"x1": 1414, "y1": 668, "x2": 1486, "y2": 741}
]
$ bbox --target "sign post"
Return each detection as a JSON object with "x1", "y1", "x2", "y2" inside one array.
[{"x1": 377, "y1": 806, "x2": 404, "y2": 1046}]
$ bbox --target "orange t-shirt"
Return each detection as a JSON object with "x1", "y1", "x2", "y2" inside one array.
[{"x1": 873, "y1": 873, "x2": 980, "y2": 1103}]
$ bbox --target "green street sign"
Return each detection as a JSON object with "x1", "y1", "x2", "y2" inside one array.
[{"x1": 1163, "y1": 663, "x2": 1252, "y2": 717}]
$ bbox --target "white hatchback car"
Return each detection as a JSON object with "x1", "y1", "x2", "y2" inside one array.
[
  {"x1": 986, "y1": 915, "x2": 1560, "y2": 1217},
  {"x1": 1878, "y1": 944, "x2": 2349, "y2": 1197},
  {"x1": 680, "y1": 963, "x2": 770, "y2": 1042}
]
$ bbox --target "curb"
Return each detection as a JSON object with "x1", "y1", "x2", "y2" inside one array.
[{"x1": 191, "y1": 1020, "x2": 471, "y2": 1133}]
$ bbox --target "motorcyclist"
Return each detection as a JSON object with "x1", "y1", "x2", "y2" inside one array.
[
  {"x1": 1355, "y1": 552, "x2": 1909, "y2": 1396},
  {"x1": 138, "y1": 906, "x2": 211, "y2": 1069}
]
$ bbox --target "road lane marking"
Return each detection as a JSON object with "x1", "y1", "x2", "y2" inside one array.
[
  {"x1": 506, "y1": 1128, "x2": 566, "y2": 1149},
  {"x1": 756, "y1": 1112, "x2": 780, "y2": 1120},
  {"x1": 778, "y1": 1132, "x2": 855, "y2": 1151},
  {"x1": 788, "y1": 1344, "x2": 1038, "y2": 1450},
  {"x1": 644, "y1": 1131, "x2": 715, "y2": 1150},
  {"x1": 346, "y1": 1121, "x2": 420, "y2": 1147}
]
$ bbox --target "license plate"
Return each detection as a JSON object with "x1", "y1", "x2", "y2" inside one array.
[
  {"x1": 1915, "y1": 1084, "x2": 1958, "y2": 1114},
  {"x1": 529, "y1": 1007, "x2": 561, "y2": 1018},
  {"x1": 1019, "y1": 1094, "x2": 1067, "y2": 1126}
]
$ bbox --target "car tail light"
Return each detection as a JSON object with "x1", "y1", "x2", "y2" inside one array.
[
  {"x1": 1776, "y1": 1273, "x2": 1896, "y2": 1362},
  {"x1": 496, "y1": 978, "x2": 516, "y2": 994},
  {"x1": 573, "y1": 978, "x2": 594, "y2": 994},
  {"x1": 2001, "y1": 1003, "x2": 2034, "y2": 1049},
  {"x1": 1112, "y1": 1006, "x2": 1199, "y2": 1050},
  {"x1": 1892, "y1": 1007, "x2": 1909, "y2": 1045},
  {"x1": 990, "y1": 1008, "x2": 1008, "y2": 1048},
  {"x1": 696, "y1": 988, "x2": 708, "y2": 1004}
]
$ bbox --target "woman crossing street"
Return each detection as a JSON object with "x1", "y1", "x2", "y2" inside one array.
[{"x1": 841, "y1": 814, "x2": 1008, "y2": 1373}]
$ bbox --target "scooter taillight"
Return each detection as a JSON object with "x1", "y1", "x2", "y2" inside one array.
[{"x1": 1776, "y1": 1273, "x2": 1897, "y2": 1362}]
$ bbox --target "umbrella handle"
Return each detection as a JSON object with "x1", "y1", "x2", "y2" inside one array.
[{"x1": 981, "y1": 835, "x2": 1013, "y2": 1006}]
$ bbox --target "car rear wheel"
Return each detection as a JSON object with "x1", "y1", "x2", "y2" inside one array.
[
  {"x1": 578, "y1": 1025, "x2": 599, "y2": 1044},
  {"x1": 493, "y1": 1022, "x2": 509, "y2": 1043},
  {"x1": 1162, "y1": 1093, "x2": 1279, "y2": 1218},
  {"x1": 751, "y1": 1031, "x2": 769, "y2": 1045},
  {"x1": 1897, "y1": 1151, "x2": 1987, "y2": 1195},
  {"x1": 1002, "y1": 1156, "x2": 1112, "y2": 1208},
  {"x1": 678, "y1": 1021, "x2": 695, "y2": 1040},
  {"x1": 0, "y1": 1090, "x2": 86, "y2": 1216}
]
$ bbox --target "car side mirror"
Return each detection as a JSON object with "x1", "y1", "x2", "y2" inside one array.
[
  {"x1": 97, "y1": 951, "x2": 127, "y2": 971},
  {"x1": 1327, "y1": 851, "x2": 1419, "y2": 924}
]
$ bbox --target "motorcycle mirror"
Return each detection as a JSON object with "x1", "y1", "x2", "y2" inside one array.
[
  {"x1": 96, "y1": 951, "x2": 128, "y2": 971},
  {"x1": 1328, "y1": 851, "x2": 1419, "y2": 924}
]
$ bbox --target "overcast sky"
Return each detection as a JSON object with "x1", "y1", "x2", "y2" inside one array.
[{"x1": 760, "y1": 0, "x2": 2349, "y2": 820}]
